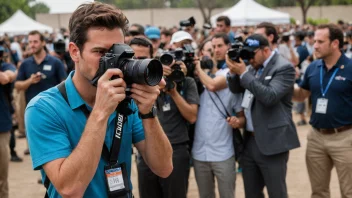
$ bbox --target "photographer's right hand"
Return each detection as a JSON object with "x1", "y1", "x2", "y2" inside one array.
[
  {"x1": 93, "y1": 68, "x2": 126, "y2": 117},
  {"x1": 163, "y1": 65, "x2": 172, "y2": 76}
]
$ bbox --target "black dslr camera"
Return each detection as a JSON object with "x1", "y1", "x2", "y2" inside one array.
[
  {"x1": 228, "y1": 40, "x2": 254, "y2": 63},
  {"x1": 159, "y1": 48, "x2": 185, "y2": 90},
  {"x1": 180, "y1": 16, "x2": 196, "y2": 27},
  {"x1": 53, "y1": 40, "x2": 66, "y2": 55},
  {"x1": 91, "y1": 44, "x2": 163, "y2": 90}
]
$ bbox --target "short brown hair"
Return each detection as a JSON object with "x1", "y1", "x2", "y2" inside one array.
[
  {"x1": 317, "y1": 24, "x2": 344, "y2": 49},
  {"x1": 69, "y1": 2, "x2": 129, "y2": 51},
  {"x1": 216, "y1": 16, "x2": 231, "y2": 27},
  {"x1": 28, "y1": 30, "x2": 45, "y2": 42},
  {"x1": 257, "y1": 22, "x2": 278, "y2": 44}
]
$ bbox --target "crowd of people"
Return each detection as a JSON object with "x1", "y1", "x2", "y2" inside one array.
[{"x1": 1, "y1": 1, "x2": 352, "y2": 198}]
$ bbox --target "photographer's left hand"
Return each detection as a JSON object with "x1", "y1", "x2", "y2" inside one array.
[
  {"x1": 130, "y1": 83, "x2": 160, "y2": 114},
  {"x1": 176, "y1": 61, "x2": 187, "y2": 76}
]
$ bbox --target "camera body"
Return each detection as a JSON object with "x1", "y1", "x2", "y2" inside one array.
[
  {"x1": 91, "y1": 44, "x2": 163, "y2": 89},
  {"x1": 228, "y1": 40, "x2": 254, "y2": 62},
  {"x1": 180, "y1": 17, "x2": 196, "y2": 27},
  {"x1": 53, "y1": 40, "x2": 66, "y2": 55},
  {"x1": 200, "y1": 56, "x2": 213, "y2": 70},
  {"x1": 160, "y1": 49, "x2": 185, "y2": 90}
]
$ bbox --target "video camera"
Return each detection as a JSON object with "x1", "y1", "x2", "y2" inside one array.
[
  {"x1": 180, "y1": 17, "x2": 196, "y2": 27},
  {"x1": 91, "y1": 44, "x2": 163, "y2": 92},
  {"x1": 227, "y1": 39, "x2": 255, "y2": 63},
  {"x1": 53, "y1": 40, "x2": 66, "y2": 55}
]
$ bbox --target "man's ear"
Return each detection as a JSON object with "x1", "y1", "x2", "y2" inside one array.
[{"x1": 69, "y1": 42, "x2": 80, "y2": 62}]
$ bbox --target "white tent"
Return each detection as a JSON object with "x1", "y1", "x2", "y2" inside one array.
[
  {"x1": 211, "y1": 0, "x2": 290, "y2": 27},
  {"x1": 0, "y1": 10, "x2": 53, "y2": 35}
]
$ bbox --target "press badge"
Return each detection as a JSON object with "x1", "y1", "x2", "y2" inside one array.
[
  {"x1": 316, "y1": 98, "x2": 328, "y2": 114},
  {"x1": 104, "y1": 163, "x2": 130, "y2": 197},
  {"x1": 43, "y1": 65, "x2": 52, "y2": 71},
  {"x1": 163, "y1": 103, "x2": 171, "y2": 112},
  {"x1": 241, "y1": 89, "x2": 254, "y2": 109}
]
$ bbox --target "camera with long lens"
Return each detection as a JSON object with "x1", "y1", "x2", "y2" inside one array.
[
  {"x1": 91, "y1": 44, "x2": 163, "y2": 93},
  {"x1": 160, "y1": 49, "x2": 185, "y2": 90},
  {"x1": 228, "y1": 40, "x2": 255, "y2": 63}
]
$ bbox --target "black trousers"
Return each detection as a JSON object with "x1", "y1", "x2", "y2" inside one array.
[
  {"x1": 242, "y1": 136, "x2": 289, "y2": 198},
  {"x1": 137, "y1": 143, "x2": 190, "y2": 198},
  {"x1": 9, "y1": 125, "x2": 16, "y2": 156}
]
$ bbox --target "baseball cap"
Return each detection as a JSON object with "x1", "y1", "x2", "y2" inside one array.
[
  {"x1": 170, "y1": 31, "x2": 193, "y2": 45},
  {"x1": 242, "y1": 34, "x2": 269, "y2": 52},
  {"x1": 145, "y1": 27, "x2": 161, "y2": 39}
]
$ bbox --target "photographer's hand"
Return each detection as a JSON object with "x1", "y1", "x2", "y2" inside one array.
[
  {"x1": 226, "y1": 55, "x2": 246, "y2": 75},
  {"x1": 176, "y1": 61, "x2": 187, "y2": 76},
  {"x1": 130, "y1": 83, "x2": 160, "y2": 114},
  {"x1": 93, "y1": 68, "x2": 126, "y2": 117}
]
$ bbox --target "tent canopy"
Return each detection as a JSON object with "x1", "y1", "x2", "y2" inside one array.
[
  {"x1": 211, "y1": 0, "x2": 290, "y2": 27},
  {"x1": 0, "y1": 10, "x2": 53, "y2": 35}
]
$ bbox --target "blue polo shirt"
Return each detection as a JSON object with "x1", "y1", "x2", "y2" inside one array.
[
  {"x1": 25, "y1": 71, "x2": 145, "y2": 198},
  {"x1": 299, "y1": 54, "x2": 352, "y2": 128},
  {"x1": 17, "y1": 54, "x2": 67, "y2": 104},
  {"x1": 0, "y1": 62, "x2": 16, "y2": 132}
]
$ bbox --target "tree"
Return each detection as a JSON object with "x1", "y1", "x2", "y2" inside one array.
[
  {"x1": 196, "y1": 0, "x2": 237, "y2": 25},
  {"x1": 30, "y1": 2, "x2": 50, "y2": 16},
  {"x1": 296, "y1": 0, "x2": 317, "y2": 24}
]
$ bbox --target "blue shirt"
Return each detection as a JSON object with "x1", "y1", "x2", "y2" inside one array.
[
  {"x1": 192, "y1": 68, "x2": 243, "y2": 162},
  {"x1": 0, "y1": 62, "x2": 16, "y2": 132},
  {"x1": 17, "y1": 54, "x2": 67, "y2": 103},
  {"x1": 26, "y1": 71, "x2": 145, "y2": 198},
  {"x1": 296, "y1": 44, "x2": 309, "y2": 68},
  {"x1": 299, "y1": 54, "x2": 352, "y2": 128}
]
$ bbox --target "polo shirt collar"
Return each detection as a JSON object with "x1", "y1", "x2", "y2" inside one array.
[
  {"x1": 31, "y1": 54, "x2": 50, "y2": 64},
  {"x1": 319, "y1": 53, "x2": 348, "y2": 69},
  {"x1": 65, "y1": 71, "x2": 87, "y2": 110}
]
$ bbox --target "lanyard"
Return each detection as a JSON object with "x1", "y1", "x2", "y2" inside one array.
[
  {"x1": 80, "y1": 105, "x2": 125, "y2": 165},
  {"x1": 320, "y1": 66, "x2": 339, "y2": 97}
]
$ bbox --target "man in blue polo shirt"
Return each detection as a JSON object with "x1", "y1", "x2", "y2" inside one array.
[
  {"x1": 25, "y1": 2, "x2": 173, "y2": 198},
  {"x1": 293, "y1": 24, "x2": 352, "y2": 198},
  {"x1": 0, "y1": 47, "x2": 17, "y2": 198},
  {"x1": 15, "y1": 30, "x2": 66, "y2": 104}
]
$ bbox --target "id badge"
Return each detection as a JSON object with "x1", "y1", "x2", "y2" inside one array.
[
  {"x1": 163, "y1": 103, "x2": 171, "y2": 112},
  {"x1": 104, "y1": 163, "x2": 130, "y2": 197},
  {"x1": 316, "y1": 98, "x2": 328, "y2": 114},
  {"x1": 241, "y1": 90, "x2": 254, "y2": 109}
]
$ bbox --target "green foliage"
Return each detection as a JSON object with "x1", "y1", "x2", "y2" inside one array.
[
  {"x1": 307, "y1": 17, "x2": 329, "y2": 25},
  {"x1": 290, "y1": 17, "x2": 296, "y2": 24},
  {"x1": 0, "y1": 0, "x2": 50, "y2": 23}
]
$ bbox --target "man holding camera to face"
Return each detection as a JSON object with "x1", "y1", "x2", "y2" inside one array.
[
  {"x1": 227, "y1": 34, "x2": 300, "y2": 198},
  {"x1": 25, "y1": 2, "x2": 173, "y2": 198},
  {"x1": 192, "y1": 33, "x2": 245, "y2": 198}
]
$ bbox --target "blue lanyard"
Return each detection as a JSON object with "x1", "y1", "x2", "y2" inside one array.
[{"x1": 320, "y1": 66, "x2": 339, "y2": 97}]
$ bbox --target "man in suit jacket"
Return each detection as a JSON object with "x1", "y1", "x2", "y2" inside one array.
[{"x1": 226, "y1": 34, "x2": 300, "y2": 198}]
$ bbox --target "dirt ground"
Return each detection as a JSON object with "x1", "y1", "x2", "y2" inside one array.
[{"x1": 8, "y1": 114, "x2": 341, "y2": 198}]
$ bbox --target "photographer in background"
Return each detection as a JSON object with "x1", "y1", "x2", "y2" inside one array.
[
  {"x1": 134, "y1": 36, "x2": 199, "y2": 198},
  {"x1": 215, "y1": 16, "x2": 236, "y2": 43},
  {"x1": 192, "y1": 33, "x2": 245, "y2": 198},
  {"x1": 25, "y1": 3, "x2": 172, "y2": 198},
  {"x1": 51, "y1": 39, "x2": 74, "y2": 75},
  {"x1": 278, "y1": 32, "x2": 299, "y2": 66},
  {"x1": 0, "y1": 44, "x2": 17, "y2": 198}
]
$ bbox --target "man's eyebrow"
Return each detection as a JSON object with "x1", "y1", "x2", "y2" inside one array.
[{"x1": 91, "y1": 47, "x2": 109, "y2": 51}]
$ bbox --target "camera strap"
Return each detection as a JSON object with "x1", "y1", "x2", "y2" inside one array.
[
  {"x1": 206, "y1": 90, "x2": 230, "y2": 119},
  {"x1": 56, "y1": 81, "x2": 131, "y2": 198}
]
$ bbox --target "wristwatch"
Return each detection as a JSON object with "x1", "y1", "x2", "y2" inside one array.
[{"x1": 138, "y1": 106, "x2": 157, "y2": 119}]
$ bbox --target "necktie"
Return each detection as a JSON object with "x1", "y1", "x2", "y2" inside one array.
[{"x1": 255, "y1": 65, "x2": 264, "y2": 78}]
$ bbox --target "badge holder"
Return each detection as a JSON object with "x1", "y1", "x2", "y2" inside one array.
[{"x1": 104, "y1": 162, "x2": 130, "y2": 197}]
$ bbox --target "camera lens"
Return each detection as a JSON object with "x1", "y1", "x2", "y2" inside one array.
[
  {"x1": 123, "y1": 59, "x2": 163, "y2": 86},
  {"x1": 160, "y1": 54, "x2": 174, "y2": 66}
]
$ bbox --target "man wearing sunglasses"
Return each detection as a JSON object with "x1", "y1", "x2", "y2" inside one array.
[{"x1": 226, "y1": 34, "x2": 300, "y2": 198}]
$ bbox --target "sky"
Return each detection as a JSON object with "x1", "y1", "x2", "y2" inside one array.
[{"x1": 34, "y1": 0, "x2": 94, "y2": 14}]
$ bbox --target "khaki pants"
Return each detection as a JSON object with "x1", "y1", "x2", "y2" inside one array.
[
  {"x1": 0, "y1": 132, "x2": 10, "y2": 198},
  {"x1": 13, "y1": 89, "x2": 26, "y2": 134},
  {"x1": 306, "y1": 127, "x2": 352, "y2": 198}
]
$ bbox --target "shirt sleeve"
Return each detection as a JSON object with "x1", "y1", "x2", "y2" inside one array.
[
  {"x1": 25, "y1": 98, "x2": 72, "y2": 170},
  {"x1": 184, "y1": 77, "x2": 199, "y2": 105},
  {"x1": 130, "y1": 101, "x2": 145, "y2": 144},
  {"x1": 2, "y1": 63, "x2": 16, "y2": 72}
]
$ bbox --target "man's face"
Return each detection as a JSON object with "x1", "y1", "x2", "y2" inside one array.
[
  {"x1": 248, "y1": 48, "x2": 266, "y2": 69},
  {"x1": 313, "y1": 28, "x2": 335, "y2": 59},
  {"x1": 28, "y1": 34, "x2": 45, "y2": 55},
  {"x1": 73, "y1": 27, "x2": 124, "y2": 81},
  {"x1": 216, "y1": 21, "x2": 229, "y2": 33},
  {"x1": 150, "y1": 38, "x2": 161, "y2": 51},
  {"x1": 201, "y1": 41, "x2": 213, "y2": 58},
  {"x1": 212, "y1": 37, "x2": 229, "y2": 61},
  {"x1": 131, "y1": 44, "x2": 151, "y2": 59}
]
